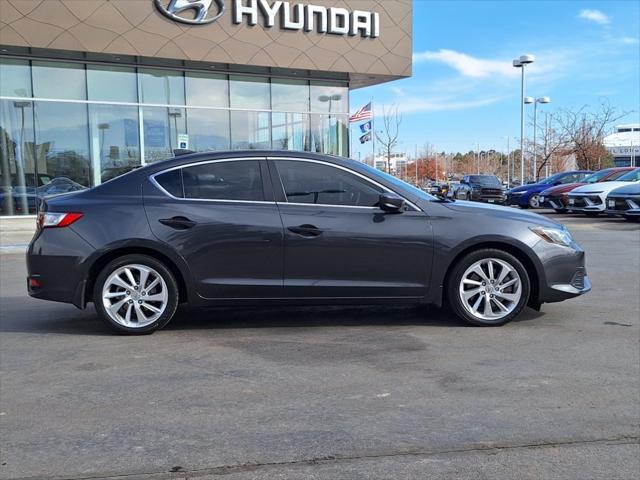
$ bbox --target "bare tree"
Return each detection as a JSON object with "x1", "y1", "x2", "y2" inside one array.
[
  {"x1": 553, "y1": 101, "x2": 627, "y2": 171},
  {"x1": 375, "y1": 104, "x2": 402, "y2": 173}
]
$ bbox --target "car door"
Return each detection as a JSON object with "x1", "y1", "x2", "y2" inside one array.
[
  {"x1": 269, "y1": 158, "x2": 433, "y2": 299},
  {"x1": 143, "y1": 157, "x2": 284, "y2": 299}
]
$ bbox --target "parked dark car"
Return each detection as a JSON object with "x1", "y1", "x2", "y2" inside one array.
[
  {"x1": 539, "y1": 167, "x2": 636, "y2": 213},
  {"x1": 604, "y1": 183, "x2": 640, "y2": 221},
  {"x1": 27, "y1": 151, "x2": 590, "y2": 334},
  {"x1": 451, "y1": 175, "x2": 505, "y2": 204},
  {"x1": 506, "y1": 170, "x2": 592, "y2": 208}
]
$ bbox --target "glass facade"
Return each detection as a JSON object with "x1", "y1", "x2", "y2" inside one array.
[{"x1": 0, "y1": 57, "x2": 349, "y2": 215}]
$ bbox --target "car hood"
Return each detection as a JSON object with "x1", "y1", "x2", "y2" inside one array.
[
  {"x1": 441, "y1": 200, "x2": 561, "y2": 228},
  {"x1": 507, "y1": 183, "x2": 548, "y2": 194},
  {"x1": 607, "y1": 183, "x2": 640, "y2": 196},
  {"x1": 540, "y1": 183, "x2": 585, "y2": 195},
  {"x1": 569, "y1": 180, "x2": 640, "y2": 195}
]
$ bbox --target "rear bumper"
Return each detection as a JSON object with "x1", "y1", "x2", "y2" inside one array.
[{"x1": 27, "y1": 227, "x2": 93, "y2": 308}]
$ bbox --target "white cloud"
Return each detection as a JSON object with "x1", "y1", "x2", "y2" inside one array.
[
  {"x1": 391, "y1": 95, "x2": 504, "y2": 115},
  {"x1": 413, "y1": 49, "x2": 518, "y2": 78},
  {"x1": 578, "y1": 9, "x2": 610, "y2": 25},
  {"x1": 620, "y1": 36, "x2": 639, "y2": 45}
]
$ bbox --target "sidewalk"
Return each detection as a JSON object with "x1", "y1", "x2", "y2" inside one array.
[{"x1": 0, "y1": 217, "x2": 35, "y2": 253}]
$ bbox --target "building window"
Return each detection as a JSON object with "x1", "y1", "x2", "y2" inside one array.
[
  {"x1": 88, "y1": 104, "x2": 141, "y2": 184},
  {"x1": 186, "y1": 72, "x2": 228, "y2": 108},
  {"x1": 230, "y1": 111, "x2": 271, "y2": 149},
  {"x1": 309, "y1": 114, "x2": 348, "y2": 156},
  {"x1": 142, "y1": 107, "x2": 187, "y2": 163},
  {"x1": 138, "y1": 69, "x2": 185, "y2": 105},
  {"x1": 230, "y1": 75, "x2": 270, "y2": 110},
  {"x1": 0, "y1": 59, "x2": 32, "y2": 98},
  {"x1": 271, "y1": 79, "x2": 309, "y2": 112},
  {"x1": 272, "y1": 112, "x2": 309, "y2": 151},
  {"x1": 87, "y1": 65, "x2": 138, "y2": 103},
  {"x1": 186, "y1": 108, "x2": 230, "y2": 152},
  {"x1": 34, "y1": 101, "x2": 91, "y2": 188},
  {"x1": 310, "y1": 81, "x2": 348, "y2": 113},
  {"x1": 32, "y1": 61, "x2": 86, "y2": 100}
]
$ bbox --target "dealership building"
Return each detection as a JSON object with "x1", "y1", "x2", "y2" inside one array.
[{"x1": 0, "y1": 0, "x2": 412, "y2": 216}]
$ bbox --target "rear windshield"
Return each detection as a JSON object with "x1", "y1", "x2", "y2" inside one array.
[{"x1": 469, "y1": 175, "x2": 501, "y2": 186}]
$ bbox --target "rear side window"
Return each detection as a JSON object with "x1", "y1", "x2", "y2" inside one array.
[
  {"x1": 275, "y1": 160, "x2": 383, "y2": 207},
  {"x1": 155, "y1": 169, "x2": 183, "y2": 198},
  {"x1": 182, "y1": 160, "x2": 264, "y2": 201}
]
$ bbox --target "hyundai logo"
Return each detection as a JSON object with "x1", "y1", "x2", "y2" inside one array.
[{"x1": 154, "y1": 0, "x2": 225, "y2": 25}]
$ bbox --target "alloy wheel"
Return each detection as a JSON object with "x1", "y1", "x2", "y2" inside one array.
[
  {"x1": 529, "y1": 194, "x2": 540, "y2": 208},
  {"x1": 458, "y1": 258, "x2": 522, "y2": 322},
  {"x1": 101, "y1": 264, "x2": 168, "y2": 328}
]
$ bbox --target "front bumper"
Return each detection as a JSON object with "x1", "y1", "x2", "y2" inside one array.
[
  {"x1": 568, "y1": 194, "x2": 605, "y2": 212},
  {"x1": 506, "y1": 193, "x2": 527, "y2": 206},
  {"x1": 605, "y1": 196, "x2": 640, "y2": 217},
  {"x1": 540, "y1": 194, "x2": 568, "y2": 210},
  {"x1": 533, "y1": 240, "x2": 591, "y2": 304}
]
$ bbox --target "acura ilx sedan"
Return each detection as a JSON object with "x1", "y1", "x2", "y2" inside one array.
[{"x1": 27, "y1": 151, "x2": 590, "y2": 334}]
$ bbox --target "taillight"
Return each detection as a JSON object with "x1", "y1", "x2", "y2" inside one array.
[{"x1": 37, "y1": 212, "x2": 83, "y2": 229}]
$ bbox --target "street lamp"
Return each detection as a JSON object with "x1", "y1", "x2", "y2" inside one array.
[
  {"x1": 513, "y1": 54, "x2": 535, "y2": 185},
  {"x1": 532, "y1": 96, "x2": 550, "y2": 181}
]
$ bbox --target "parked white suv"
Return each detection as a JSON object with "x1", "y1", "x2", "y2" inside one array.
[{"x1": 568, "y1": 168, "x2": 640, "y2": 216}]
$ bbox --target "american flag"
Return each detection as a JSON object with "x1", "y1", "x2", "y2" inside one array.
[{"x1": 349, "y1": 102, "x2": 373, "y2": 123}]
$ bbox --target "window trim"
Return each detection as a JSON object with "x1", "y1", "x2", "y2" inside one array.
[
  {"x1": 150, "y1": 157, "x2": 275, "y2": 204},
  {"x1": 268, "y1": 157, "x2": 421, "y2": 211}
]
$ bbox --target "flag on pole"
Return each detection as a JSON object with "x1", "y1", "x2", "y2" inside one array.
[
  {"x1": 359, "y1": 120, "x2": 372, "y2": 133},
  {"x1": 359, "y1": 131, "x2": 372, "y2": 144},
  {"x1": 349, "y1": 102, "x2": 373, "y2": 123}
]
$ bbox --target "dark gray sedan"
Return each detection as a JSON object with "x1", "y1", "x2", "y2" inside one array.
[{"x1": 27, "y1": 151, "x2": 590, "y2": 334}]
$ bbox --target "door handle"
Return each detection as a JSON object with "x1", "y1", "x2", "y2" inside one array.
[
  {"x1": 287, "y1": 224, "x2": 322, "y2": 237},
  {"x1": 159, "y1": 216, "x2": 196, "y2": 230}
]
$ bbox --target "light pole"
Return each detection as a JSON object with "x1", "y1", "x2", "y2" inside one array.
[
  {"x1": 513, "y1": 54, "x2": 535, "y2": 185},
  {"x1": 502, "y1": 136, "x2": 510, "y2": 186},
  {"x1": 532, "y1": 96, "x2": 550, "y2": 181}
]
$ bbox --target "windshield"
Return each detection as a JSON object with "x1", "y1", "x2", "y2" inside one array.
[
  {"x1": 358, "y1": 163, "x2": 437, "y2": 201},
  {"x1": 617, "y1": 169, "x2": 640, "y2": 182},
  {"x1": 469, "y1": 175, "x2": 501, "y2": 186},
  {"x1": 584, "y1": 170, "x2": 612, "y2": 183},
  {"x1": 539, "y1": 172, "x2": 568, "y2": 185}
]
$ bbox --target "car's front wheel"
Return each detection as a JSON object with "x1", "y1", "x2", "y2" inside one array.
[
  {"x1": 447, "y1": 249, "x2": 530, "y2": 326},
  {"x1": 93, "y1": 254, "x2": 179, "y2": 334},
  {"x1": 528, "y1": 194, "x2": 540, "y2": 208}
]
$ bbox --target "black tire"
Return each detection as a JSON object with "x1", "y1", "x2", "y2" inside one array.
[
  {"x1": 446, "y1": 248, "x2": 531, "y2": 327},
  {"x1": 554, "y1": 208, "x2": 567, "y2": 214},
  {"x1": 93, "y1": 254, "x2": 179, "y2": 334},
  {"x1": 584, "y1": 211, "x2": 600, "y2": 217},
  {"x1": 528, "y1": 194, "x2": 540, "y2": 209}
]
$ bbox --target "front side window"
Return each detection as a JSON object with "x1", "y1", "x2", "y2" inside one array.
[
  {"x1": 182, "y1": 160, "x2": 264, "y2": 201},
  {"x1": 275, "y1": 160, "x2": 383, "y2": 207}
]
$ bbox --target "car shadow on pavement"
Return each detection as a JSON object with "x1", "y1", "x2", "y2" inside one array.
[{"x1": 1, "y1": 296, "x2": 546, "y2": 335}]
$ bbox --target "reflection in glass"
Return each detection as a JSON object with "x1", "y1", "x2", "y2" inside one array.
[
  {"x1": 32, "y1": 61, "x2": 86, "y2": 100},
  {"x1": 186, "y1": 109, "x2": 230, "y2": 151},
  {"x1": 0, "y1": 100, "x2": 35, "y2": 215},
  {"x1": 139, "y1": 69, "x2": 185, "y2": 105},
  {"x1": 309, "y1": 114, "x2": 348, "y2": 156},
  {"x1": 89, "y1": 105, "x2": 140, "y2": 184},
  {"x1": 310, "y1": 82, "x2": 348, "y2": 113},
  {"x1": 87, "y1": 65, "x2": 137, "y2": 103},
  {"x1": 0, "y1": 58, "x2": 32, "y2": 98},
  {"x1": 271, "y1": 79, "x2": 309, "y2": 112},
  {"x1": 142, "y1": 107, "x2": 186, "y2": 163},
  {"x1": 186, "y1": 72, "x2": 228, "y2": 107},
  {"x1": 34, "y1": 101, "x2": 91, "y2": 189},
  {"x1": 230, "y1": 76, "x2": 270, "y2": 110},
  {"x1": 272, "y1": 112, "x2": 308, "y2": 151},
  {"x1": 230, "y1": 111, "x2": 271, "y2": 149}
]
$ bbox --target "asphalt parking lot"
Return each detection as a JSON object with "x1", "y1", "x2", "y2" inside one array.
[{"x1": 1, "y1": 211, "x2": 639, "y2": 480}]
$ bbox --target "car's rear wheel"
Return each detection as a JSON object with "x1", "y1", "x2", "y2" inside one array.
[
  {"x1": 528, "y1": 194, "x2": 540, "y2": 208},
  {"x1": 94, "y1": 255, "x2": 179, "y2": 334},
  {"x1": 447, "y1": 249, "x2": 530, "y2": 326}
]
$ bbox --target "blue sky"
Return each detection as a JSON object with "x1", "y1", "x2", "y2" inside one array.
[{"x1": 350, "y1": 0, "x2": 640, "y2": 158}]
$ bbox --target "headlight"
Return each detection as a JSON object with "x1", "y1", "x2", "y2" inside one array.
[{"x1": 530, "y1": 226, "x2": 574, "y2": 248}]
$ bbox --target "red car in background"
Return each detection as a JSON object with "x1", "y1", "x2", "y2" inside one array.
[{"x1": 539, "y1": 167, "x2": 636, "y2": 213}]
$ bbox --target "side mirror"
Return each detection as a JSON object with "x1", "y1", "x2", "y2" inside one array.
[{"x1": 379, "y1": 192, "x2": 405, "y2": 212}]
